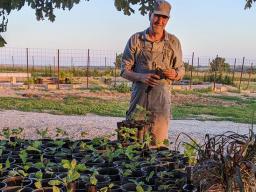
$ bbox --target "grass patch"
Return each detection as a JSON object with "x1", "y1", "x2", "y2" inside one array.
[
  {"x1": 0, "y1": 97, "x2": 128, "y2": 117},
  {"x1": 0, "y1": 95, "x2": 254, "y2": 124},
  {"x1": 172, "y1": 87, "x2": 213, "y2": 96},
  {"x1": 173, "y1": 99, "x2": 255, "y2": 124}
]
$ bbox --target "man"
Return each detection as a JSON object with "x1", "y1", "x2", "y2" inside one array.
[{"x1": 120, "y1": 0, "x2": 185, "y2": 145}]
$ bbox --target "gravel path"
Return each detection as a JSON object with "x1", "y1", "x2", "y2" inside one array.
[{"x1": 0, "y1": 110, "x2": 252, "y2": 146}]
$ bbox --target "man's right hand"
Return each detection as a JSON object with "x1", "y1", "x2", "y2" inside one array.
[{"x1": 140, "y1": 73, "x2": 160, "y2": 86}]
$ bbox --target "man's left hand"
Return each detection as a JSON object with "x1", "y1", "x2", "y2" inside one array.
[{"x1": 163, "y1": 69, "x2": 178, "y2": 80}]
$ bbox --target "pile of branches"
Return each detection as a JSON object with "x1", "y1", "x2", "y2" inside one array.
[{"x1": 177, "y1": 129, "x2": 256, "y2": 192}]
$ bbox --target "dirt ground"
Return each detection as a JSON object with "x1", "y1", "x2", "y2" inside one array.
[{"x1": 0, "y1": 86, "x2": 244, "y2": 107}]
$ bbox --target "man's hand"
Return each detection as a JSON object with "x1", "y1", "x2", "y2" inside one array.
[
  {"x1": 163, "y1": 69, "x2": 178, "y2": 80},
  {"x1": 140, "y1": 73, "x2": 160, "y2": 86}
]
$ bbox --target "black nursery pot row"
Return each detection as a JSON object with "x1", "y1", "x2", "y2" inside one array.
[{"x1": 0, "y1": 138, "x2": 189, "y2": 192}]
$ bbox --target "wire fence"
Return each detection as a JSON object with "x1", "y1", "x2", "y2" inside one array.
[{"x1": 0, "y1": 48, "x2": 255, "y2": 91}]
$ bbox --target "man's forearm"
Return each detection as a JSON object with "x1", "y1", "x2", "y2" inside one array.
[{"x1": 121, "y1": 69, "x2": 142, "y2": 82}]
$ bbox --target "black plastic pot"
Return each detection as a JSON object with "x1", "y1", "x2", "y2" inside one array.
[
  {"x1": 0, "y1": 186, "x2": 22, "y2": 192},
  {"x1": 122, "y1": 170, "x2": 143, "y2": 184},
  {"x1": 14, "y1": 166, "x2": 41, "y2": 175},
  {"x1": 32, "y1": 187, "x2": 63, "y2": 192},
  {"x1": 109, "y1": 185, "x2": 122, "y2": 192},
  {"x1": 87, "y1": 185, "x2": 97, "y2": 192},
  {"x1": 0, "y1": 170, "x2": 9, "y2": 181},
  {"x1": 0, "y1": 181, "x2": 7, "y2": 190},
  {"x1": 98, "y1": 167, "x2": 121, "y2": 182},
  {"x1": 113, "y1": 160, "x2": 130, "y2": 169},
  {"x1": 121, "y1": 183, "x2": 151, "y2": 192},
  {"x1": 3, "y1": 176, "x2": 33, "y2": 188},
  {"x1": 0, "y1": 158, "x2": 16, "y2": 167},
  {"x1": 157, "y1": 159, "x2": 177, "y2": 169},
  {"x1": 18, "y1": 187, "x2": 33, "y2": 192},
  {"x1": 29, "y1": 172, "x2": 57, "y2": 188},
  {"x1": 69, "y1": 181, "x2": 88, "y2": 192},
  {"x1": 0, "y1": 150, "x2": 12, "y2": 160},
  {"x1": 84, "y1": 158, "x2": 105, "y2": 167}
]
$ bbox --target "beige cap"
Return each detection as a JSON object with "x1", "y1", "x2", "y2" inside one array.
[{"x1": 153, "y1": 0, "x2": 171, "y2": 18}]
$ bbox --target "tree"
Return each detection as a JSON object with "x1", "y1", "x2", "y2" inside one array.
[
  {"x1": 245, "y1": 0, "x2": 256, "y2": 9},
  {"x1": 0, "y1": 0, "x2": 255, "y2": 47},
  {"x1": 210, "y1": 57, "x2": 230, "y2": 73},
  {"x1": 114, "y1": 53, "x2": 123, "y2": 69},
  {"x1": 184, "y1": 62, "x2": 195, "y2": 71},
  {"x1": 0, "y1": 0, "x2": 155, "y2": 46}
]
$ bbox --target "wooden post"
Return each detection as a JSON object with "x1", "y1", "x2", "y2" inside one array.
[
  {"x1": 207, "y1": 58, "x2": 211, "y2": 81},
  {"x1": 238, "y1": 57, "x2": 245, "y2": 90},
  {"x1": 232, "y1": 58, "x2": 236, "y2": 84},
  {"x1": 246, "y1": 62, "x2": 253, "y2": 90},
  {"x1": 197, "y1": 57, "x2": 199, "y2": 77},
  {"x1": 32, "y1": 56, "x2": 35, "y2": 73},
  {"x1": 57, "y1": 49, "x2": 60, "y2": 89},
  {"x1": 213, "y1": 55, "x2": 218, "y2": 91},
  {"x1": 26, "y1": 48, "x2": 30, "y2": 89},
  {"x1": 71, "y1": 57, "x2": 73, "y2": 71},
  {"x1": 53, "y1": 56, "x2": 55, "y2": 76},
  {"x1": 189, "y1": 52, "x2": 194, "y2": 89},
  {"x1": 105, "y1": 56, "x2": 107, "y2": 68},
  {"x1": 12, "y1": 56, "x2": 14, "y2": 70},
  {"x1": 86, "y1": 49, "x2": 90, "y2": 89},
  {"x1": 114, "y1": 53, "x2": 117, "y2": 87}
]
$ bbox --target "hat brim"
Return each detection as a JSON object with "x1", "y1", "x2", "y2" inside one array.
[{"x1": 153, "y1": 11, "x2": 170, "y2": 17}]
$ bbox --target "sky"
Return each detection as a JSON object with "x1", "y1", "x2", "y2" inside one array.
[{"x1": 2, "y1": 0, "x2": 256, "y2": 62}]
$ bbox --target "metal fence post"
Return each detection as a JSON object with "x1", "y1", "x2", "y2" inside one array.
[
  {"x1": 238, "y1": 57, "x2": 245, "y2": 90},
  {"x1": 189, "y1": 52, "x2": 194, "y2": 89}
]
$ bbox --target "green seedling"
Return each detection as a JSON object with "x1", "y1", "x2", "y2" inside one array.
[
  {"x1": 18, "y1": 150, "x2": 32, "y2": 171},
  {"x1": 0, "y1": 127, "x2": 23, "y2": 141},
  {"x1": 54, "y1": 140, "x2": 65, "y2": 149},
  {"x1": 131, "y1": 104, "x2": 151, "y2": 122},
  {"x1": 183, "y1": 140, "x2": 198, "y2": 166},
  {"x1": 36, "y1": 128, "x2": 49, "y2": 139},
  {"x1": 49, "y1": 159, "x2": 86, "y2": 192},
  {"x1": 34, "y1": 171, "x2": 43, "y2": 189},
  {"x1": 80, "y1": 131, "x2": 88, "y2": 138},
  {"x1": 55, "y1": 127, "x2": 68, "y2": 137},
  {"x1": 99, "y1": 183, "x2": 114, "y2": 192},
  {"x1": 34, "y1": 155, "x2": 56, "y2": 171},
  {"x1": 103, "y1": 146, "x2": 123, "y2": 163},
  {"x1": 26, "y1": 140, "x2": 42, "y2": 152}
]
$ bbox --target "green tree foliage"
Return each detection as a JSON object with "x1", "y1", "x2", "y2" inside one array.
[
  {"x1": 245, "y1": 0, "x2": 256, "y2": 9},
  {"x1": 207, "y1": 57, "x2": 233, "y2": 85},
  {"x1": 210, "y1": 57, "x2": 230, "y2": 73},
  {"x1": 114, "y1": 53, "x2": 123, "y2": 69},
  {"x1": 0, "y1": 0, "x2": 255, "y2": 46},
  {"x1": 184, "y1": 62, "x2": 195, "y2": 71}
]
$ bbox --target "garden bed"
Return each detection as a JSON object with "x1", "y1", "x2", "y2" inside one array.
[{"x1": 0, "y1": 127, "x2": 189, "y2": 192}]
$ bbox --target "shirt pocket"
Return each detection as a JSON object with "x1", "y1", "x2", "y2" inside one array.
[
  {"x1": 163, "y1": 48, "x2": 177, "y2": 69},
  {"x1": 137, "y1": 47, "x2": 152, "y2": 70}
]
